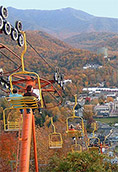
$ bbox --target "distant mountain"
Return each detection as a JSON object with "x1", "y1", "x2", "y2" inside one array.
[
  {"x1": 64, "y1": 32, "x2": 118, "y2": 52},
  {"x1": 7, "y1": 7, "x2": 118, "y2": 39}
]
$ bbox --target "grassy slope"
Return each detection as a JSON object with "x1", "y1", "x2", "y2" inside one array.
[{"x1": 95, "y1": 117, "x2": 118, "y2": 125}]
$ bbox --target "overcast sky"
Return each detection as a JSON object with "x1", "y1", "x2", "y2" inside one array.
[{"x1": 1, "y1": 0, "x2": 118, "y2": 18}]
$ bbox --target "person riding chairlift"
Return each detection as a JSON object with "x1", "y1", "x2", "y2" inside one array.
[
  {"x1": 23, "y1": 85, "x2": 41, "y2": 114},
  {"x1": 69, "y1": 124, "x2": 75, "y2": 130},
  {"x1": 9, "y1": 88, "x2": 23, "y2": 114}
]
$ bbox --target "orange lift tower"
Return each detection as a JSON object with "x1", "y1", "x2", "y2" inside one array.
[{"x1": 8, "y1": 31, "x2": 43, "y2": 172}]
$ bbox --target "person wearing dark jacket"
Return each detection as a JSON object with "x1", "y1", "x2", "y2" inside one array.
[{"x1": 24, "y1": 85, "x2": 41, "y2": 114}]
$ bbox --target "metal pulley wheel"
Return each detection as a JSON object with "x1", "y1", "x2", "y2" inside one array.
[
  {"x1": 3, "y1": 21, "x2": 11, "y2": 35},
  {"x1": 11, "y1": 28, "x2": 18, "y2": 41},
  {"x1": 0, "y1": 6, "x2": 8, "y2": 19},
  {"x1": 15, "y1": 21, "x2": 22, "y2": 32},
  {"x1": 18, "y1": 33, "x2": 24, "y2": 47}
]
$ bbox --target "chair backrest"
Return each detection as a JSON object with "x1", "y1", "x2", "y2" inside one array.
[
  {"x1": 8, "y1": 96, "x2": 38, "y2": 109},
  {"x1": 49, "y1": 132, "x2": 63, "y2": 149}
]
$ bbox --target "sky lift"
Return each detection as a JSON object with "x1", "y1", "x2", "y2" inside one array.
[
  {"x1": 0, "y1": 45, "x2": 63, "y2": 109},
  {"x1": 66, "y1": 94, "x2": 85, "y2": 137},
  {"x1": 2, "y1": 31, "x2": 43, "y2": 132},
  {"x1": 0, "y1": 6, "x2": 64, "y2": 172},
  {"x1": 71, "y1": 136, "x2": 82, "y2": 153},
  {"x1": 88, "y1": 122, "x2": 100, "y2": 151},
  {"x1": 49, "y1": 117, "x2": 63, "y2": 149},
  {"x1": 8, "y1": 31, "x2": 44, "y2": 108},
  {"x1": 1, "y1": 30, "x2": 41, "y2": 171},
  {"x1": 88, "y1": 137, "x2": 100, "y2": 151},
  {"x1": 0, "y1": 6, "x2": 63, "y2": 109}
]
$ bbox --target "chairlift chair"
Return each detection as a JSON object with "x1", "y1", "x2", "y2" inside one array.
[
  {"x1": 66, "y1": 95, "x2": 85, "y2": 137},
  {"x1": 71, "y1": 137, "x2": 82, "y2": 153},
  {"x1": 71, "y1": 143, "x2": 82, "y2": 153},
  {"x1": 8, "y1": 31, "x2": 43, "y2": 108},
  {"x1": 66, "y1": 116, "x2": 83, "y2": 135},
  {"x1": 3, "y1": 108, "x2": 23, "y2": 131},
  {"x1": 49, "y1": 117, "x2": 63, "y2": 149},
  {"x1": 3, "y1": 96, "x2": 38, "y2": 131},
  {"x1": 49, "y1": 132, "x2": 63, "y2": 149},
  {"x1": 88, "y1": 137, "x2": 100, "y2": 151}
]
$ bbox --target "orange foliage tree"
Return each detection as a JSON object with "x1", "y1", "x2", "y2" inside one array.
[
  {"x1": 35, "y1": 106, "x2": 74, "y2": 165},
  {"x1": 0, "y1": 132, "x2": 18, "y2": 172}
]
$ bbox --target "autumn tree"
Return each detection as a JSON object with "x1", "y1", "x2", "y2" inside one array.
[
  {"x1": 0, "y1": 132, "x2": 18, "y2": 172},
  {"x1": 46, "y1": 151, "x2": 118, "y2": 172}
]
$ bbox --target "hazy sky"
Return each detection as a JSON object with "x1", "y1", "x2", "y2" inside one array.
[{"x1": 1, "y1": 0, "x2": 118, "y2": 18}]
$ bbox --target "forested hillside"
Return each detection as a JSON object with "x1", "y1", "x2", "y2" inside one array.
[
  {"x1": 64, "y1": 32, "x2": 118, "y2": 54},
  {"x1": 0, "y1": 30, "x2": 118, "y2": 95}
]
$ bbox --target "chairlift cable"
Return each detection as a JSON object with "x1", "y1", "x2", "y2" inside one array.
[
  {"x1": 48, "y1": 91, "x2": 62, "y2": 103},
  {"x1": 26, "y1": 39, "x2": 55, "y2": 72},
  {"x1": 0, "y1": 51, "x2": 22, "y2": 75},
  {"x1": 0, "y1": 51, "x2": 19, "y2": 66}
]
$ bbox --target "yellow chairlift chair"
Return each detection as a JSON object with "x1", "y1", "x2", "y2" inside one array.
[
  {"x1": 66, "y1": 95, "x2": 85, "y2": 137},
  {"x1": 88, "y1": 122, "x2": 100, "y2": 151},
  {"x1": 88, "y1": 137, "x2": 100, "y2": 151},
  {"x1": 3, "y1": 96, "x2": 39, "y2": 131},
  {"x1": 3, "y1": 108, "x2": 23, "y2": 131},
  {"x1": 49, "y1": 117, "x2": 63, "y2": 149},
  {"x1": 8, "y1": 31, "x2": 43, "y2": 108},
  {"x1": 71, "y1": 136, "x2": 82, "y2": 153}
]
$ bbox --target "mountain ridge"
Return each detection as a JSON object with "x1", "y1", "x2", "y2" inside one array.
[
  {"x1": 64, "y1": 32, "x2": 118, "y2": 52},
  {"x1": 7, "y1": 7, "x2": 118, "y2": 39}
]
